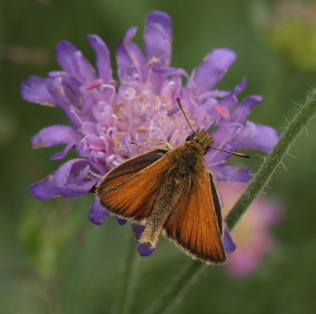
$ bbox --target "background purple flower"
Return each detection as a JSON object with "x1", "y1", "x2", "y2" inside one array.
[
  {"x1": 22, "y1": 10, "x2": 279, "y2": 256},
  {"x1": 219, "y1": 182, "x2": 284, "y2": 276}
]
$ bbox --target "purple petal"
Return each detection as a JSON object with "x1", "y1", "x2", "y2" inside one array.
[
  {"x1": 200, "y1": 79, "x2": 247, "y2": 100},
  {"x1": 217, "y1": 95, "x2": 237, "y2": 112},
  {"x1": 47, "y1": 72, "x2": 82, "y2": 109},
  {"x1": 138, "y1": 243, "x2": 155, "y2": 257},
  {"x1": 64, "y1": 179, "x2": 98, "y2": 198},
  {"x1": 82, "y1": 95, "x2": 98, "y2": 121},
  {"x1": 75, "y1": 141, "x2": 90, "y2": 158},
  {"x1": 56, "y1": 41, "x2": 96, "y2": 84},
  {"x1": 132, "y1": 223, "x2": 155, "y2": 257},
  {"x1": 223, "y1": 227, "x2": 236, "y2": 253},
  {"x1": 234, "y1": 78, "x2": 247, "y2": 95},
  {"x1": 56, "y1": 41, "x2": 79, "y2": 75},
  {"x1": 212, "y1": 164, "x2": 252, "y2": 182},
  {"x1": 88, "y1": 35, "x2": 113, "y2": 83},
  {"x1": 232, "y1": 121, "x2": 280, "y2": 152},
  {"x1": 192, "y1": 48, "x2": 237, "y2": 94},
  {"x1": 21, "y1": 76, "x2": 55, "y2": 106},
  {"x1": 30, "y1": 159, "x2": 98, "y2": 200},
  {"x1": 117, "y1": 27, "x2": 146, "y2": 80},
  {"x1": 151, "y1": 66, "x2": 189, "y2": 78},
  {"x1": 145, "y1": 11, "x2": 172, "y2": 66},
  {"x1": 65, "y1": 106, "x2": 84, "y2": 128},
  {"x1": 57, "y1": 179, "x2": 97, "y2": 199},
  {"x1": 208, "y1": 123, "x2": 243, "y2": 152},
  {"x1": 49, "y1": 71, "x2": 82, "y2": 96},
  {"x1": 72, "y1": 50, "x2": 97, "y2": 83},
  {"x1": 54, "y1": 159, "x2": 86, "y2": 187},
  {"x1": 116, "y1": 217, "x2": 127, "y2": 225},
  {"x1": 50, "y1": 142, "x2": 76, "y2": 160},
  {"x1": 30, "y1": 174, "x2": 62, "y2": 200},
  {"x1": 31, "y1": 125, "x2": 81, "y2": 148},
  {"x1": 46, "y1": 76, "x2": 73, "y2": 109},
  {"x1": 89, "y1": 199, "x2": 110, "y2": 225},
  {"x1": 230, "y1": 96, "x2": 263, "y2": 123},
  {"x1": 54, "y1": 159, "x2": 92, "y2": 188},
  {"x1": 149, "y1": 66, "x2": 189, "y2": 93}
]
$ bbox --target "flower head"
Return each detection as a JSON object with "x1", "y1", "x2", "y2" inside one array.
[
  {"x1": 22, "y1": 11, "x2": 279, "y2": 257},
  {"x1": 220, "y1": 182, "x2": 283, "y2": 276}
]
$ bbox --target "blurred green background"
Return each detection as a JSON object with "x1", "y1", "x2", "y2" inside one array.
[{"x1": 1, "y1": 0, "x2": 316, "y2": 313}]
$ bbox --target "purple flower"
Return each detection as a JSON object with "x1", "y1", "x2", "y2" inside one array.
[{"x1": 22, "y1": 11, "x2": 279, "y2": 258}]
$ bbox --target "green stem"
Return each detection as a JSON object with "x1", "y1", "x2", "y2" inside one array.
[
  {"x1": 113, "y1": 230, "x2": 140, "y2": 314},
  {"x1": 146, "y1": 89, "x2": 316, "y2": 314},
  {"x1": 226, "y1": 88, "x2": 316, "y2": 229},
  {"x1": 145, "y1": 261, "x2": 206, "y2": 314}
]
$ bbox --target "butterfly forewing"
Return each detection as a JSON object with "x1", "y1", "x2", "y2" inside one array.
[
  {"x1": 97, "y1": 150, "x2": 176, "y2": 222},
  {"x1": 97, "y1": 149, "x2": 168, "y2": 193},
  {"x1": 163, "y1": 168, "x2": 226, "y2": 264}
]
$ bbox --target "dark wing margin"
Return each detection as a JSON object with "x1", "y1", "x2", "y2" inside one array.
[
  {"x1": 209, "y1": 172, "x2": 223, "y2": 236},
  {"x1": 163, "y1": 168, "x2": 226, "y2": 264}
]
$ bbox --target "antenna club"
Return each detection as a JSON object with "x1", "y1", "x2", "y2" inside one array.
[{"x1": 209, "y1": 145, "x2": 250, "y2": 158}]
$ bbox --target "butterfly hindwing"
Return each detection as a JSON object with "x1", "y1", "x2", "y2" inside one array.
[
  {"x1": 97, "y1": 149, "x2": 176, "y2": 222},
  {"x1": 163, "y1": 168, "x2": 226, "y2": 264}
]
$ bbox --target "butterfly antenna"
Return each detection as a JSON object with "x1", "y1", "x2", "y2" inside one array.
[
  {"x1": 209, "y1": 145, "x2": 250, "y2": 158},
  {"x1": 176, "y1": 98, "x2": 196, "y2": 134}
]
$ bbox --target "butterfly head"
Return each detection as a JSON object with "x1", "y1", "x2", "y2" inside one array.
[
  {"x1": 186, "y1": 129, "x2": 214, "y2": 155},
  {"x1": 177, "y1": 98, "x2": 250, "y2": 158}
]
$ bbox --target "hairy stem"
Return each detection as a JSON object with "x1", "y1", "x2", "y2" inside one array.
[{"x1": 226, "y1": 89, "x2": 316, "y2": 229}]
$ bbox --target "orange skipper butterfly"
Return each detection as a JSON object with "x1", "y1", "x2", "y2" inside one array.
[{"x1": 96, "y1": 98, "x2": 249, "y2": 264}]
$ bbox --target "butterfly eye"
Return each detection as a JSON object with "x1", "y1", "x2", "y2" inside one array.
[
  {"x1": 186, "y1": 134, "x2": 195, "y2": 141},
  {"x1": 204, "y1": 146, "x2": 211, "y2": 155}
]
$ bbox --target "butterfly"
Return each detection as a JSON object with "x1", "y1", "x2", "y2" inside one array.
[{"x1": 96, "y1": 98, "x2": 249, "y2": 264}]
